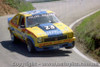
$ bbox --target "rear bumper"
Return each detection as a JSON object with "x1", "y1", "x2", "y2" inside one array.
[{"x1": 35, "y1": 41, "x2": 75, "y2": 51}]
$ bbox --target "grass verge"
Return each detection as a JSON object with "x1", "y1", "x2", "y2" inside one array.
[
  {"x1": 4, "y1": 0, "x2": 35, "y2": 12},
  {"x1": 75, "y1": 11, "x2": 100, "y2": 62}
]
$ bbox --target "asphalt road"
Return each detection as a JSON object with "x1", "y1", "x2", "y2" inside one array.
[{"x1": 0, "y1": 0, "x2": 100, "y2": 67}]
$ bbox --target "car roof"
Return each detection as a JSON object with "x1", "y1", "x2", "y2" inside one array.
[{"x1": 19, "y1": 9, "x2": 54, "y2": 17}]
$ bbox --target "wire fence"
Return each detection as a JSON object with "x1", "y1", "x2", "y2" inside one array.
[{"x1": 25, "y1": 0, "x2": 58, "y2": 2}]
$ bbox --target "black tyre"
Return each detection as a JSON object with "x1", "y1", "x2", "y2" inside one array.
[
  {"x1": 10, "y1": 32, "x2": 18, "y2": 43},
  {"x1": 27, "y1": 40, "x2": 36, "y2": 53},
  {"x1": 65, "y1": 41, "x2": 75, "y2": 49}
]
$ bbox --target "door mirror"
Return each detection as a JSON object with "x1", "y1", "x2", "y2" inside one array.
[{"x1": 20, "y1": 25, "x2": 25, "y2": 28}]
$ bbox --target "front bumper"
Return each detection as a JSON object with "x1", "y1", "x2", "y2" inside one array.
[
  {"x1": 35, "y1": 37, "x2": 76, "y2": 51},
  {"x1": 35, "y1": 41, "x2": 75, "y2": 51}
]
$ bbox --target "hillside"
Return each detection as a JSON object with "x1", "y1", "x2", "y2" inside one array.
[
  {"x1": 0, "y1": 0, "x2": 34, "y2": 16},
  {"x1": 0, "y1": 0, "x2": 18, "y2": 16}
]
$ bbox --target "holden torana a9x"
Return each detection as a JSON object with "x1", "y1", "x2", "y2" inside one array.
[{"x1": 8, "y1": 10, "x2": 76, "y2": 52}]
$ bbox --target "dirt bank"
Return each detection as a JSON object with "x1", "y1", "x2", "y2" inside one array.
[{"x1": 0, "y1": 0, "x2": 18, "y2": 16}]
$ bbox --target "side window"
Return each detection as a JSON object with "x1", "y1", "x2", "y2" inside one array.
[
  {"x1": 19, "y1": 15, "x2": 25, "y2": 28},
  {"x1": 12, "y1": 15, "x2": 19, "y2": 24}
]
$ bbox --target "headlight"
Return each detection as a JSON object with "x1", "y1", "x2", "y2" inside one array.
[
  {"x1": 37, "y1": 37, "x2": 43, "y2": 43},
  {"x1": 68, "y1": 32, "x2": 73, "y2": 38}
]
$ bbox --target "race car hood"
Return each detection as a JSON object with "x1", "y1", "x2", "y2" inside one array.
[{"x1": 26, "y1": 22, "x2": 73, "y2": 38}]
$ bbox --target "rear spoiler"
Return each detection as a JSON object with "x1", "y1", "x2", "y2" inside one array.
[{"x1": 8, "y1": 17, "x2": 13, "y2": 23}]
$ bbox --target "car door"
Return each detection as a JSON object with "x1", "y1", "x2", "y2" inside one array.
[
  {"x1": 17, "y1": 15, "x2": 26, "y2": 41},
  {"x1": 11, "y1": 14, "x2": 21, "y2": 38}
]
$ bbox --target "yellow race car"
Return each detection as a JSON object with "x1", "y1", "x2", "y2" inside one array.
[{"x1": 8, "y1": 9, "x2": 76, "y2": 52}]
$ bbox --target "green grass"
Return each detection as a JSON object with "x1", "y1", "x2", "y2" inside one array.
[
  {"x1": 4, "y1": 0, "x2": 35, "y2": 12},
  {"x1": 75, "y1": 11, "x2": 100, "y2": 57}
]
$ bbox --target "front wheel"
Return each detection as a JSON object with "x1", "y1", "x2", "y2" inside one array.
[
  {"x1": 27, "y1": 40, "x2": 36, "y2": 53},
  {"x1": 65, "y1": 41, "x2": 75, "y2": 49},
  {"x1": 10, "y1": 32, "x2": 18, "y2": 43}
]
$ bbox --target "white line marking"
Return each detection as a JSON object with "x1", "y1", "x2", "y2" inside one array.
[{"x1": 69, "y1": 9, "x2": 100, "y2": 66}]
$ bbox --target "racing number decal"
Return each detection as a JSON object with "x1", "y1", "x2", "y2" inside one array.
[
  {"x1": 44, "y1": 26, "x2": 50, "y2": 30},
  {"x1": 44, "y1": 25, "x2": 55, "y2": 30}
]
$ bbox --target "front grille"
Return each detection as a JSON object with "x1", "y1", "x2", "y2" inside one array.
[{"x1": 44, "y1": 35, "x2": 67, "y2": 42}]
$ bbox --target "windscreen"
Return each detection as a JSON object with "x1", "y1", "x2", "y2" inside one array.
[{"x1": 26, "y1": 13, "x2": 60, "y2": 27}]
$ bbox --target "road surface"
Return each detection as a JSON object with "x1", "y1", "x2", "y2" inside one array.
[{"x1": 0, "y1": 0, "x2": 100, "y2": 67}]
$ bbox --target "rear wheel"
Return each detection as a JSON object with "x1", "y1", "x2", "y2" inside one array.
[{"x1": 27, "y1": 40, "x2": 36, "y2": 53}]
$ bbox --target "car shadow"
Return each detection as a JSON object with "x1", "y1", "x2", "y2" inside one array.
[{"x1": 0, "y1": 40, "x2": 72, "y2": 57}]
